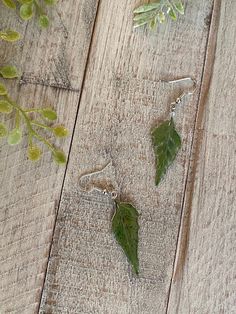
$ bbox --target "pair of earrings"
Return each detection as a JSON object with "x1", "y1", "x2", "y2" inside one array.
[{"x1": 79, "y1": 77, "x2": 196, "y2": 275}]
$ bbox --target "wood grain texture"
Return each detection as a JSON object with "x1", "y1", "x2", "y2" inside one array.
[
  {"x1": 0, "y1": 1, "x2": 99, "y2": 313},
  {"x1": 0, "y1": 0, "x2": 98, "y2": 90},
  {"x1": 39, "y1": 1, "x2": 214, "y2": 313},
  {"x1": 167, "y1": 1, "x2": 236, "y2": 313}
]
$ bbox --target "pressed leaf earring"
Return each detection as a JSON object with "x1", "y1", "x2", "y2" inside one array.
[
  {"x1": 152, "y1": 77, "x2": 197, "y2": 185},
  {"x1": 79, "y1": 164, "x2": 140, "y2": 275}
]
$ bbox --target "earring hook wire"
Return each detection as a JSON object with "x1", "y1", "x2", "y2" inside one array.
[
  {"x1": 160, "y1": 77, "x2": 197, "y2": 117},
  {"x1": 164, "y1": 77, "x2": 197, "y2": 94},
  {"x1": 78, "y1": 162, "x2": 118, "y2": 200}
]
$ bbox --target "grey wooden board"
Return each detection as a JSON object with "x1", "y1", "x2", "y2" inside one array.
[
  {"x1": 39, "y1": 1, "x2": 214, "y2": 313},
  {"x1": 0, "y1": 0, "x2": 99, "y2": 313},
  {"x1": 167, "y1": 1, "x2": 236, "y2": 313},
  {"x1": 0, "y1": 0, "x2": 98, "y2": 90}
]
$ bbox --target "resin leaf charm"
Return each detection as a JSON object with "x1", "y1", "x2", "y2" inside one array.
[
  {"x1": 112, "y1": 202, "x2": 139, "y2": 274},
  {"x1": 151, "y1": 118, "x2": 181, "y2": 185}
]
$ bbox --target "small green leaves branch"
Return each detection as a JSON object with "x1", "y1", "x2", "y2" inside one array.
[
  {"x1": 2, "y1": 0, "x2": 57, "y2": 28},
  {"x1": 0, "y1": 59, "x2": 68, "y2": 165},
  {"x1": 0, "y1": 83, "x2": 68, "y2": 163},
  {"x1": 133, "y1": 0, "x2": 184, "y2": 29},
  {"x1": 1, "y1": 0, "x2": 68, "y2": 164}
]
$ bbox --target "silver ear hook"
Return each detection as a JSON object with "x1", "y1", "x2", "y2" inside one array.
[
  {"x1": 160, "y1": 77, "x2": 197, "y2": 118},
  {"x1": 165, "y1": 77, "x2": 197, "y2": 94},
  {"x1": 78, "y1": 162, "x2": 118, "y2": 200}
]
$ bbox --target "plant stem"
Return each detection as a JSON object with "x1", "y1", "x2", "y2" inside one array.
[
  {"x1": 15, "y1": 110, "x2": 20, "y2": 129},
  {"x1": 5, "y1": 95, "x2": 55, "y2": 151},
  {"x1": 6, "y1": 96, "x2": 35, "y2": 133},
  {"x1": 24, "y1": 108, "x2": 42, "y2": 113},
  {"x1": 34, "y1": 132, "x2": 54, "y2": 151},
  {"x1": 31, "y1": 120, "x2": 53, "y2": 130}
]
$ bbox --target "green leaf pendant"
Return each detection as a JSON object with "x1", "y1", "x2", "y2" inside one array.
[
  {"x1": 151, "y1": 118, "x2": 181, "y2": 185},
  {"x1": 112, "y1": 201, "x2": 139, "y2": 275}
]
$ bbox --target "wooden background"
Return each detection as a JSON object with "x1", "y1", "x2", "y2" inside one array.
[{"x1": 0, "y1": 0, "x2": 235, "y2": 313}]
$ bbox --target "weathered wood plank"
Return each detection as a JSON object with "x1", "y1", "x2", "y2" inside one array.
[
  {"x1": 39, "y1": 1, "x2": 214, "y2": 313},
  {"x1": 0, "y1": 1, "x2": 99, "y2": 312},
  {"x1": 0, "y1": 0, "x2": 97, "y2": 90},
  {"x1": 167, "y1": 1, "x2": 236, "y2": 313}
]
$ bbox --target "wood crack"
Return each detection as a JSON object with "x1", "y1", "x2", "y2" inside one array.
[{"x1": 19, "y1": 76, "x2": 80, "y2": 92}]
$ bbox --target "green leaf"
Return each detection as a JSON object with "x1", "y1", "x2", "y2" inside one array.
[
  {"x1": 52, "y1": 149, "x2": 66, "y2": 164},
  {"x1": 8, "y1": 128, "x2": 22, "y2": 145},
  {"x1": 0, "y1": 100, "x2": 13, "y2": 113},
  {"x1": 151, "y1": 118, "x2": 181, "y2": 185},
  {"x1": 53, "y1": 125, "x2": 69, "y2": 138},
  {"x1": 41, "y1": 108, "x2": 57, "y2": 120},
  {"x1": 38, "y1": 15, "x2": 50, "y2": 28},
  {"x1": 133, "y1": 10, "x2": 155, "y2": 22},
  {"x1": 20, "y1": 3, "x2": 34, "y2": 20},
  {"x1": 157, "y1": 11, "x2": 166, "y2": 23},
  {"x1": 167, "y1": 7, "x2": 177, "y2": 21},
  {"x1": 173, "y1": 1, "x2": 185, "y2": 15},
  {"x1": 28, "y1": 145, "x2": 42, "y2": 161},
  {"x1": 2, "y1": 0, "x2": 16, "y2": 9},
  {"x1": 133, "y1": 19, "x2": 150, "y2": 29},
  {"x1": 112, "y1": 202, "x2": 139, "y2": 275},
  {"x1": 134, "y1": 2, "x2": 160, "y2": 14},
  {"x1": 0, "y1": 123, "x2": 8, "y2": 138},
  {"x1": 149, "y1": 17, "x2": 157, "y2": 30},
  {"x1": 0, "y1": 30, "x2": 21, "y2": 42},
  {"x1": 0, "y1": 83, "x2": 7, "y2": 95},
  {"x1": 0, "y1": 66, "x2": 19, "y2": 79}
]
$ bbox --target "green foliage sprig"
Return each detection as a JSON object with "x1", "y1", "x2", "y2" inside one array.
[
  {"x1": 0, "y1": 82, "x2": 68, "y2": 164},
  {"x1": 133, "y1": 0, "x2": 184, "y2": 29},
  {"x1": 2, "y1": 0, "x2": 57, "y2": 28}
]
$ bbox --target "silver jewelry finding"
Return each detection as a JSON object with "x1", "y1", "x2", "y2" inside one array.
[
  {"x1": 79, "y1": 162, "x2": 118, "y2": 200},
  {"x1": 160, "y1": 77, "x2": 197, "y2": 118}
]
